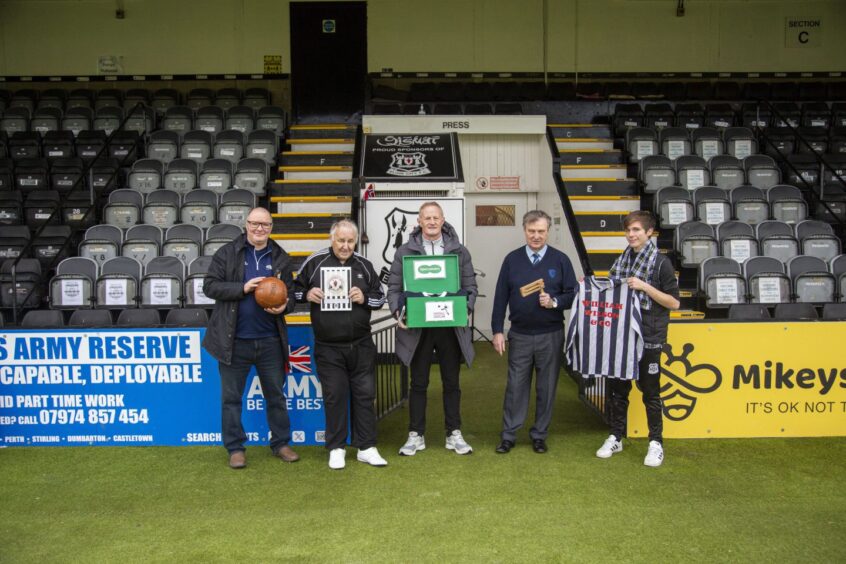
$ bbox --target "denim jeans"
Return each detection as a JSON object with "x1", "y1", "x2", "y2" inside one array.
[{"x1": 219, "y1": 337, "x2": 291, "y2": 453}]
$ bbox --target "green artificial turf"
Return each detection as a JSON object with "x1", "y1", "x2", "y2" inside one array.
[{"x1": 1, "y1": 345, "x2": 844, "y2": 563}]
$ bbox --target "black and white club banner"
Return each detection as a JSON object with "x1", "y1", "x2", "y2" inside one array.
[{"x1": 359, "y1": 133, "x2": 462, "y2": 182}]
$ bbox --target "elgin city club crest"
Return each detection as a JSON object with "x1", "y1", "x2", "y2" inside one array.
[
  {"x1": 387, "y1": 152, "x2": 430, "y2": 177},
  {"x1": 381, "y1": 207, "x2": 418, "y2": 265},
  {"x1": 652, "y1": 343, "x2": 722, "y2": 421}
]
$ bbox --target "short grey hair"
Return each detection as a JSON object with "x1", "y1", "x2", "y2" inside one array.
[
  {"x1": 330, "y1": 218, "x2": 359, "y2": 241},
  {"x1": 418, "y1": 201, "x2": 444, "y2": 217},
  {"x1": 522, "y1": 210, "x2": 552, "y2": 229}
]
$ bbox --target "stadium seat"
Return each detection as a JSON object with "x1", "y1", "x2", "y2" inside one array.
[
  {"x1": 93, "y1": 106, "x2": 123, "y2": 135},
  {"x1": 694, "y1": 186, "x2": 731, "y2": 225},
  {"x1": 0, "y1": 258, "x2": 43, "y2": 309},
  {"x1": 699, "y1": 256, "x2": 746, "y2": 308},
  {"x1": 152, "y1": 89, "x2": 180, "y2": 117},
  {"x1": 14, "y1": 157, "x2": 49, "y2": 194},
  {"x1": 204, "y1": 223, "x2": 241, "y2": 255},
  {"x1": 691, "y1": 127, "x2": 723, "y2": 161},
  {"x1": 0, "y1": 225, "x2": 31, "y2": 259},
  {"x1": 674, "y1": 220, "x2": 718, "y2": 267},
  {"x1": 31, "y1": 225, "x2": 72, "y2": 268},
  {"x1": 162, "y1": 106, "x2": 194, "y2": 134},
  {"x1": 185, "y1": 255, "x2": 214, "y2": 307},
  {"x1": 90, "y1": 157, "x2": 121, "y2": 194},
  {"x1": 234, "y1": 158, "x2": 269, "y2": 195},
  {"x1": 1, "y1": 107, "x2": 31, "y2": 136},
  {"x1": 613, "y1": 103, "x2": 643, "y2": 137},
  {"x1": 0, "y1": 132, "x2": 7, "y2": 159},
  {"x1": 105, "y1": 188, "x2": 146, "y2": 230},
  {"x1": 21, "y1": 309, "x2": 65, "y2": 328},
  {"x1": 116, "y1": 308, "x2": 160, "y2": 327},
  {"x1": 465, "y1": 103, "x2": 493, "y2": 115},
  {"x1": 0, "y1": 157, "x2": 14, "y2": 190},
  {"x1": 716, "y1": 220, "x2": 758, "y2": 263},
  {"x1": 724, "y1": 127, "x2": 757, "y2": 160},
  {"x1": 124, "y1": 89, "x2": 152, "y2": 113},
  {"x1": 122, "y1": 224, "x2": 162, "y2": 267},
  {"x1": 245, "y1": 130, "x2": 278, "y2": 163},
  {"x1": 163, "y1": 224, "x2": 203, "y2": 265},
  {"x1": 195, "y1": 106, "x2": 225, "y2": 134},
  {"x1": 801, "y1": 102, "x2": 830, "y2": 128},
  {"x1": 756, "y1": 220, "x2": 799, "y2": 263},
  {"x1": 255, "y1": 106, "x2": 285, "y2": 136},
  {"x1": 225, "y1": 106, "x2": 255, "y2": 133},
  {"x1": 74, "y1": 130, "x2": 107, "y2": 161},
  {"x1": 645, "y1": 103, "x2": 674, "y2": 130},
  {"x1": 61, "y1": 107, "x2": 93, "y2": 137},
  {"x1": 147, "y1": 130, "x2": 181, "y2": 164},
  {"x1": 181, "y1": 130, "x2": 213, "y2": 163},
  {"x1": 761, "y1": 127, "x2": 795, "y2": 158},
  {"x1": 741, "y1": 102, "x2": 770, "y2": 129},
  {"x1": 37, "y1": 89, "x2": 66, "y2": 112},
  {"x1": 743, "y1": 155, "x2": 781, "y2": 189},
  {"x1": 9, "y1": 131, "x2": 41, "y2": 161},
  {"x1": 128, "y1": 158, "x2": 164, "y2": 193},
  {"x1": 199, "y1": 158, "x2": 233, "y2": 193},
  {"x1": 213, "y1": 130, "x2": 245, "y2": 163},
  {"x1": 796, "y1": 127, "x2": 828, "y2": 154},
  {"x1": 143, "y1": 189, "x2": 181, "y2": 229},
  {"x1": 163, "y1": 158, "x2": 199, "y2": 194},
  {"x1": 43, "y1": 130, "x2": 76, "y2": 160},
  {"x1": 782, "y1": 154, "x2": 820, "y2": 191},
  {"x1": 96, "y1": 256, "x2": 142, "y2": 309},
  {"x1": 704, "y1": 103, "x2": 735, "y2": 129},
  {"x1": 50, "y1": 256, "x2": 98, "y2": 309},
  {"x1": 795, "y1": 220, "x2": 841, "y2": 261},
  {"x1": 774, "y1": 302, "x2": 818, "y2": 320},
  {"x1": 218, "y1": 189, "x2": 255, "y2": 227},
  {"x1": 822, "y1": 303, "x2": 846, "y2": 320},
  {"x1": 625, "y1": 127, "x2": 657, "y2": 163},
  {"x1": 215, "y1": 88, "x2": 242, "y2": 111},
  {"x1": 772, "y1": 102, "x2": 801, "y2": 128},
  {"x1": 180, "y1": 189, "x2": 217, "y2": 228},
  {"x1": 655, "y1": 187, "x2": 693, "y2": 228},
  {"x1": 0, "y1": 189, "x2": 23, "y2": 226},
  {"x1": 744, "y1": 256, "x2": 790, "y2": 304},
  {"x1": 187, "y1": 89, "x2": 215, "y2": 111},
  {"x1": 728, "y1": 303, "x2": 771, "y2": 320},
  {"x1": 49, "y1": 157, "x2": 84, "y2": 193},
  {"x1": 729, "y1": 185, "x2": 768, "y2": 225},
  {"x1": 709, "y1": 155, "x2": 745, "y2": 190},
  {"x1": 95, "y1": 89, "x2": 123, "y2": 112},
  {"x1": 79, "y1": 224, "x2": 123, "y2": 267},
  {"x1": 68, "y1": 308, "x2": 113, "y2": 327},
  {"x1": 787, "y1": 255, "x2": 835, "y2": 304},
  {"x1": 659, "y1": 127, "x2": 691, "y2": 160},
  {"x1": 141, "y1": 255, "x2": 184, "y2": 308},
  {"x1": 244, "y1": 88, "x2": 271, "y2": 111},
  {"x1": 675, "y1": 103, "x2": 705, "y2": 129},
  {"x1": 32, "y1": 107, "x2": 62, "y2": 135},
  {"x1": 829, "y1": 254, "x2": 846, "y2": 302},
  {"x1": 67, "y1": 89, "x2": 94, "y2": 111},
  {"x1": 766, "y1": 185, "x2": 807, "y2": 224},
  {"x1": 676, "y1": 155, "x2": 710, "y2": 190},
  {"x1": 23, "y1": 190, "x2": 60, "y2": 228},
  {"x1": 829, "y1": 128, "x2": 846, "y2": 154},
  {"x1": 639, "y1": 155, "x2": 676, "y2": 194},
  {"x1": 107, "y1": 130, "x2": 142, "y2": 163},
  {"x1": 165, "y1": 307, "x2": 208, "y2": 327}
]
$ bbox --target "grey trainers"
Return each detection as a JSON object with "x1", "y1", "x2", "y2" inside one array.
[
  {"x1": 644, "y1": 440, "x2": 664, "y2": 467},
  {"x1": 399, "y1": 432, "x2": 426, "y2": 456},
  {"x1": 596, "y1": 435, "x2": 623, "y2": 459},
  {"x1": 445, "y1": 429, "x2": 473, "y2": 455}
]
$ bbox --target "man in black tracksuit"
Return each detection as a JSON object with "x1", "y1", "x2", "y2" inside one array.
[{"x1": 293, "y1": 219, "x2": 388, "y2": 470}]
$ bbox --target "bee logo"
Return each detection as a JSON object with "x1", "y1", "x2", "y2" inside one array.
[{"x1": 654, "y1": 343, "x2": 722, "y2": 421}]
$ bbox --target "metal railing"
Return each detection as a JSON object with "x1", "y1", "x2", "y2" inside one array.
[
  {"x1": 370, "y1": 313, "x2": 408, "y2": 420},
  {"x1": 577, "y1": 374, "x2": 610, "y2": 425}
]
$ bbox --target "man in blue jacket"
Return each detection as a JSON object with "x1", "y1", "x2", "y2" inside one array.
[
  {"x1": 203, "y1": 207, "x2": 299, "y2": 469},
  {"x1": 491, "y1": 210, "x2": 577, "y2": 454}
]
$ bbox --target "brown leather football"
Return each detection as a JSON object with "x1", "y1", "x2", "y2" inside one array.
[{"x1": 254, "y1": 277, "x2": 288, "y2": 309}]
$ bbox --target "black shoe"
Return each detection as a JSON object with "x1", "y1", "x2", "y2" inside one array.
[
  {"x1": 495, "y1": 440, "x2": 514, "y2": 454},
  {"x1": 532, "y1": 439, "x2": 548, "y2": 453}
]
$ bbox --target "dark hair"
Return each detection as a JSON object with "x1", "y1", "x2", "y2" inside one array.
[
  {"x1": 622, "y1": 210, "x2": 656, "y2": 231},
  {"x1": 522, "y1": 210, "x2": 552, "y2": 229}
]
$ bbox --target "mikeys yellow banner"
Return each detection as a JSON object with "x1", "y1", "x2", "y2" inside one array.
[{"x1": 627, "y1": 322, "x2": 846, "y2": 438}]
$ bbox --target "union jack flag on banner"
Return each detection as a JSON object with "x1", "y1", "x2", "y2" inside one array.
[{"x1": 288, "y1": 345, "x2": 312, "y2": 373}]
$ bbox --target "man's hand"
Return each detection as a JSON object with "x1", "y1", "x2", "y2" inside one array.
[
  {"x1": 243, "y1": 276, "x2": 264, "y2": 294},
  {"x1": 627, "y1": 276, "x2": 650, "y2": 292},
  {"x1": 264, "y1": 300, "x2": 287, "y2": 315},
  {"x1": 492, "y1": 333, "x2": 506, "y2": 356},
  {"x1": 306, "y1": 287, "x2": 324, "y2": 304},
  {"x1": 539, "y1": 290, "x2": 554, "y2": 309},
  {"x1": 349, "y1": 286, "x2": 365, "y2": 304}
]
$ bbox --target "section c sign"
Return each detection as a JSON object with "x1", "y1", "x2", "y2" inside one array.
[{"x1": 784, "y1": 17, "x2": 823, "y2": 48}]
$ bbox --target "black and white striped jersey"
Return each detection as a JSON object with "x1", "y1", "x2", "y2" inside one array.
[{"x1": 565, "y1": 277, "x2": 644, "y2": 380}]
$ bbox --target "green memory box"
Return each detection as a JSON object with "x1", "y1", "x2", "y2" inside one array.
[{"x1": 402, "y1": 254, "x2": 468, "y2": 328}]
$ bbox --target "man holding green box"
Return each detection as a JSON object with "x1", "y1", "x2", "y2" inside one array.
[{"x1": 388, "y1": 202, "x2": 478, "y2": 456}]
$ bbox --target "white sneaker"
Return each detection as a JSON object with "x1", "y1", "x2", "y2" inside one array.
[
  {"x1": 328, "y1": 448, "x2": 346, "y2": 470},
  {"x1": 445, "y1": 429, "x2": 473, "y2": 455},
  {"x1": 596, "y1": 435, "x2": 623, "y2": 459},
  {"x1": 357, "y1": 447, "x2": 388, "y2": 467},
  {"x1": 644, "y1": 440, "x2": 664, "y2": 467},
  {"x1": 398, "y1": 432, "x2": 426, "y2": 456}
]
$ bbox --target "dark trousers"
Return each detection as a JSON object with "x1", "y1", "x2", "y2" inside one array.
[
  {"x1": 501, "y1": 329, "x2": 564, "y2": 442},
  {"x1": 408, "y1": 327, "x2": 462, "y2": 435},
  {"x1": 219, "y1": 337, "x2": 291, "y2": 453},
  {"x1": 608, "y1": 346, "x2": 664, "y2": 443},
  {"x1": 314, "y1": 338, "x2": 378, "y2": 451}
]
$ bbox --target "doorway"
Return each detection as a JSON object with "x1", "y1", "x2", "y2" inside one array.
[{"x1": 290, "y1": 2, "x2": 367, "y2": 119}]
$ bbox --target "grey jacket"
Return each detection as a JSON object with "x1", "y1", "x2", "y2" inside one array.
[
  {"x1": 202, "y1": 234, "x2": 295, "y2": 365},
  {"x1": 387, "y1": 222, "x2": 477, "y2": 367}
]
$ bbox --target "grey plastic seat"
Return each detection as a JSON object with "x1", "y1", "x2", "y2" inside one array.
[
  {"x1": 218, "y1": 189, "x2": 255, "y2": 227},
  {"x1": 79, "y1": 224, "x2": 123, "y2": 267},
  {"x1": 123, "y1": 105, "x2": 155, "y2": 136},
  {"x1": 756, "y1": 220, "x2": 799, "y2": 263},
  {"x1": 692, "y1": 127, "x2": 724, "y2": 161},
  {"x1": 93, "y1": 106, "x2": 124, "y2": 135},
  {"x1": 659, "y1": 127, "x2": 691, "y2": 160},
  {"x1": 162, "y1": 106, "x2": 194, "y2": 134},
  {"x1": 163, "y1": 158, "x2": 199, "y2": 193},
  {"x1": 716, "y1": 220, "x2": 758, "y2": 263},
  {"x1": 674, "y1": 220, "x2": 718, "y2": 267},
  {"x1": 128, "y1": 158, "x2": 164, "y2": 193},
  {"x1": 728, "y1": 304, "x2": 771, "y2": 320},
  {"x1": 831, "y1": 255, "x2": 846, "y2": 303},
  {"x1": 68, "y1": 308, "x2": 113, "y2": 327},
  {"x1": 181, "y1": 189, "x2": 218, "y2": 228},
  {"x1": 639, "y1": 155, "x2": 676, "y2": 194},
  {"x1": 795, "y1": 220, "x2": 841, "y2": 261},
  {"x1": 107, "y1": 130, "x2": 141, "y2": 163},
  {"x1": 213, "y1": 129, "x2": 245, "y2": 163},
  {"x1": 655, "y1": 187, "x2": 693, "y2": 228},
  {"x1": 123, "y1": 89, "x2": 152, "y2": 113},
  {"x1": 2, "y1": 107, "x2": 31, "y2": 136},
  {"x1": 774, "y1": 302, "x2": 818, "y2": 320},
  {"x1": 147, "y1": 130, "x2": 181, "y2": 164},
  {"x1": 152, "y1": 89, "x2": 179, "y2": 118},
  {"x1": 103, "y1": 188, "x2": 143, "y2": 227},
  {"x1": 694, "y1": 186, "x2": 731, "y2": 225},
  {"x1": 141, "y1": 255, "x2": 184, "y2": 308},
  {"x1": 49, "y1": 157, "x2": 84, "y2": 193},
  {"x1": 67, "y1": 89, "x2": 94, "y2": 111},
  {"x1": 724, "y1": 127, "x2": 757, "y2": 160},
  {"x1": 625, "y1": 127, "x2": 658, "y2": 163},
  {"x1": 22, "y1": 310, "x2": 65, "y2": 328},
  {"x1": 244, "y1": 89, "x2": 271, "y2": 111},
  {"x1": 9, "y1": 131, "x2": 41, "y2": 161},
  {"x1": 143, "y1": 189, "x2": 181, "y2": 229},
  {"x1": 14, "y1": 158, "x2": 49, "y2": 193},
  {"x1": 822, "y1": 303, "x2": 846, "y2": 320},
  {"x1": 49, "y1": 256, "x2": 98, "y2": 309},
  {"x1": 43, "y1": 130, "x2": 75, "y2": 159},
  {"x1": 122, "y1": 224, "x2": 162, "y2": 267},
  {"x1": 61, "y1": 107, "x2": 93, "y2": 137},
  {"x1": 74, "y1": 130, "x2": 107, "y2": 161},
  {"x1": 96, "y1": 256, "x2": 142, "y2": 309},
  {"x1": 165, "y1": 308, "x2": 208, "y2": 327},
  {"x1": 709, "y1": 155, "x2": 745, "y2": 191},
  {"x1": 31, "y1": 225, "x2": 72, "y2": 268},
  {"x1": 195, "y1": 106, "x2": 225, "y2": 134},
  {"x1": 0, "y1": 225, "x2": 31, "y2": 259},
  {"x1": 199, "y1": 158, "x2": 233, "y2": 193},
  {"x1": 743, "y1": 155, "x2": 781, "y2": 190},
  {"x1": 255, "y1": 106, "x2": 285, "y2": 136},
  {"x1": 744, "y1": 256, "x2": 790, "y2": 304},
  {"x1": 32, "y1": 107, "x2": 62, "y2": 135},
  {"x1": 699, "y1": 256, "x2": 745, "y2": 308},
  {"x1": 676, "y1": 155, "x2": 710, "y2": 191},
  {"x1": 94, "y1": 89, "x2": 123, "y2": 111},
  {"x1": 225, "y1": 106, "x2": 255, "y2": 133},
  {"x1": 730, "y1": 185, "x2": 769, "y2": 225},
  {"x1": 204, "y1": 223, "x2": 241, "y2": 255},
  {"x1": 163, "y1": 223, "x2": 203, "y2": 265},
  {"x1": 187, "y1": 89, "x2": 215, "y2": 111},
  {"x1": 215, "y1": 88, "x2": 242, "y2": 111},
  {"x1": 787, "y1": 255, "x2": 835, "y2": 304},
  {"x1": 180, "y1": 130, "x2": 213, "y2": 163},
  {"x1": 767, "y1": 185, "x2": 807, "y2": 224},
  {"x1": 116, "y1": 308, "x2": 160, "y2": 327},
  {"x1": 235, "y1": 158, "x2": 269, "y2": 195},
  {"x1": 0, "y1": 258, "x2": 43, "y2": 309},
  {"x1": 185, "y1": 255, "x2": 215, "y2": 306},
  {"x1": 245, "y1": 129, "x2": 278, "y2": 163}
]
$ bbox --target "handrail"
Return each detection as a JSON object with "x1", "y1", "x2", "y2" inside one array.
[
  {"x1": 7, "y1": 102, "x2": 152, "y2": 323},
  {"x1": 546, "y1": 126, "x2": 593, "y2": 275},
  {"x1": 752, "y1": 99, "x2": 846, "y2": 230},
  {"x1": 349, "y1": 123, "x2": 364, "y2": 223}
]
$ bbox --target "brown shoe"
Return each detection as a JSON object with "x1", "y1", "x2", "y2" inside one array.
[
  {"x1": 274, "y1": 445, "x2": 300, "y2": 463},
  {"x1": 229, "y1": 450, "x2": 246, "y2": 469}
]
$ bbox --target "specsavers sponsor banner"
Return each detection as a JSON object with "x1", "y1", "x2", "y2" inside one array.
[
  {"x1": 627, "y1": 322, "x2": 846, "y2": 438},
  {"x1": 0, "y1": 327, "x2": 326, "y2": 447}
]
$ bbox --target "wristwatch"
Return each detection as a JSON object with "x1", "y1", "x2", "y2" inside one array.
[{"x1": 551, "y1": 298, "x2": 558, "y2": 309}]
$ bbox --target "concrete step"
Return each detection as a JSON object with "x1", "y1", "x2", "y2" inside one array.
[
  {"x1": 287, "y1": 124, "x2": 358, "y2": 139},
  {"x1": 549, "y1": 124, "x2": 613, "y2": 139},
  {"x1": 271, "y1": 213, "x2": 348, "y2": 234},
  {"x1": 560, "y1": 165, "x2": 627, "y2": 180},
  {"x1": 271, "y1": 234, "x2": 331, "y2": 254},
  {"x1": 573, "y1": 211, "x2": 629, "y2": 232},
  {"x1": 271, "y1": 179, "x2": 354, "y2": 198},
  {"x1": 279, "y1": 165, "x2": 353, "y2": 180},
  {"x1": 568, "y1": 195, "x2": 640, "y2": 213},
  {"x1": 271, "y1": 195, "x2": 352, "y2": 214},
  {"x1": 558, "y1": 149, "x2": 624, "y2": 165},
  {"x1": 564, "y1": 179, "x2": 638, "y2": 197},
  {"x1": 288, "y1": 139, "x2": 355, "y2": 152},
  {"x1": 555, "y1": 138, "x2": 614, "y2": 151},
  {"x1": 280, "y1": 151, "x2": 354, "y2": 167}
]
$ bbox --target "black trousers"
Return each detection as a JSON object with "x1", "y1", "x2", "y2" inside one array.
[
  {"x1": 314, "y1": 338, "x2": 378, "y2": 451},
  {"x1": 408, "y1": 327, "x2": 462, "y2": 435},
  {"x1": 608, "y1": 346, "x2": 664, "y2": 443}
]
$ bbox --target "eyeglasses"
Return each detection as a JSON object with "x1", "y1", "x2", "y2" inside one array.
[{"x1": 246, "y1": 221, "x2": 272, "y2": 230}]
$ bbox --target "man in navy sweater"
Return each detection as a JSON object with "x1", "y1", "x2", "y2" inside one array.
[{"x1": 491, "y1": 210, "x2": 577, "y2": 454}]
